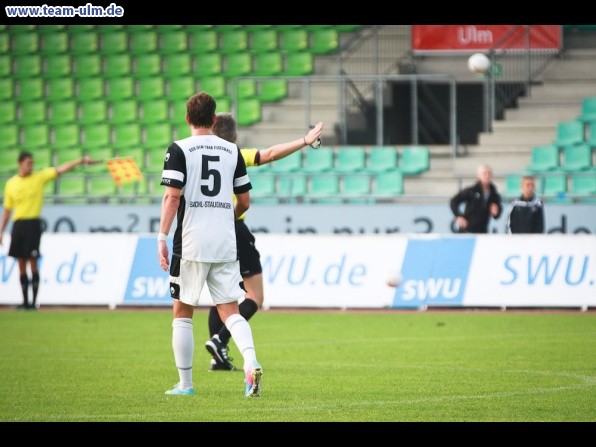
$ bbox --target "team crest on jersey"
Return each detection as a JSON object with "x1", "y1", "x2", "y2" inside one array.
[{"x1": 164, "y1": 153, "x2": 170, "y2": 162}]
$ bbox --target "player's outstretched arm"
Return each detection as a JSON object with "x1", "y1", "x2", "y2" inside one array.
[
  {"x1": 258, "y1": 121, "x2": 324, "y2": 165},
  {"x1": 55, "y1": 155, "x2": 101, "y2": 176}
]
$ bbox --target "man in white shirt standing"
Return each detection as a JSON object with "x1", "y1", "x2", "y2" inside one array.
[{"x1": 157, "y1": 92, "x2": 262, "y2": 397}]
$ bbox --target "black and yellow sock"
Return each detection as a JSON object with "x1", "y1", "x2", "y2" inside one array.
[{"x1": 19, "y1": 274, "x2": 29, "y2": 307}]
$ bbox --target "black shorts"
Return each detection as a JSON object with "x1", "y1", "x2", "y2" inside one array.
[
  {"x1": 235, "y1": 219, "x2": 262, "y2": 278},
  {"x1": 9, "y1": 219, "x2": 43, "y2": 259}
]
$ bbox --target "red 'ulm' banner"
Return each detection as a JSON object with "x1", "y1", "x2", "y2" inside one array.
[{"x1": 412, "y1": 25, "x2": 562, "y2": 52}]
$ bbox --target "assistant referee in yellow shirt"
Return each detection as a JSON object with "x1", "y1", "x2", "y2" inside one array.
[{"x1": 0, "y1": 151, "x2": 99, "y2": 310}]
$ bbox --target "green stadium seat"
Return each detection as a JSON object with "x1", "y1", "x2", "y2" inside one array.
[
  {"x1": 31, "y1": 148, "x2": 53, "y2": 169},
  {"x1": 17, "y1": 102, "x2": 46, "y2": 125},
  {"x1": 0, "y1": 33, "x2": 7, "y2": 53},
  {"x1": 189, "y1": 29, "x2": 218, "y2": 54},
  {"x1": 82, "y1": 124, "x2": 111, "y2": 149},
  {"x1": 250, "y1": 29, "x2": 278, "y2": 53},
  {"x1": 0, "y1": 55, "x2": 9, "y2": 77},
  {"x1": 76, "y1": 77, "x2": 104, "y2": 101},
  {"x1": 560, "y1": 144, "x2": 592, "y2": 172},
  {"x1": 0, "y1": 102, "x2": 16, "y2": 124},
  {"x1": 253, "y1": 51, "x2": 283, "y2": 76},
  {"x1": 577, "y1": 96, "x2": 596, "y2": 125},
  {"x1": 163, "y1": 53, "x2": 192, "y2": 77},
  {"x1": 399, "y1": 146, "x2": 430, "y2": 175},
  {"x1": 235, "y1": 79, "x2": 257, "y2": 99},
  {"x1": 72, "y1": 54, "x2": 102, "y2": 78},
  {"x1": 215, "y1": 97, "x2": 231, "y2": 113},
  {"x1": 553, "y1": 120, "x2": 585, "y2": 148},
  {"x1": 237, "y1": 98, "x2": 261, "y2": 126},
  {"x1": 257, "y1": 79, "x2": 288, "y2": 102},
  {"x1": 334, "y1": 146, "x2": 366, "y2": 173},
  {"x1": 118, "y1": 147, "x2": 146, "y2": 168},
  {"x1": 159, "y1": 30, "x2": 188, "y2": 54},
  {"x1": 199, "y1": 76, "x2": 227, "y2": 99},
  {"x1": 303, "y1": 148, "x2": 334, "y2": 173},
  {"x1": 0, "y1": 78, "x2": 13, "y2": 101},
  {"x1": 79, "y1": 100, "x2": 107, "y2": 125},
  {"x1": 284, "y1": 51, "x2": 314, "y2": 76},
  {"x1": 13, "y1": 54, "x2": 42, "y2": 77},
  {"x1": 194, "y1": 52, "x2": 223, "y2": 78},
  {"x1": 277, "y1": 174, "x2": 308, "y2": 200},
  {"x1": 52, "y1": 124, "x2": 80, "y2": 149},
  {"x1": 99, "y1": 31, "x2": 128, "y2": 55},
  {"x1": 505, "y1": 173, "x2": 525, "y2": 198},
  {"x1": 373, "y1": 170, "x2": 404, "y2": 197},
  {"x1": 167, "y1": 76, "x2": 196, "y2": 101},
  {"x1": 136, "y1": 77, "x2": 165, "y2": 100},
  {"x1": 56, "y1": 175, "x2": 87, "y2": 203},
  {"x1": 21, "y1": 124, "x2": 50, "y2": 148},
  {"x1": 215, "y1": 25, "x2": 243, "y2": 31},
  {"x1": 106, "y1": 77, "x2": 134, "y2": 101},
  {"x1": 53, "y1": 147, "x2": 84, "y2": 166},
  {"x1": 133, "y1": 54, "x2": 162, "y2": 78},
  {"x1": 280, "y1": 29, "x2": 308, "y2": 52},
  {"x1": 269, "y1": 152, "x2": 302, "y2": 174},
  {"x1": 70, "y1": 33, "x2": 98, "y2": 54},
  {"x1": 585, "y1": 123, "x2": 596, "y2": 148},
  {"x1": 88, "y1": 175, "x2": 118, "y2": 203},
  {"x1": 223, "y1": 52, "x2": 253, "y2": 78},
  {"x1": 37, "y1": 25, "x2": 66, "y2": 34},
  {"x1": 542, "y1": 173, "x2": 567, "y2": 196},
  {"x1": 309, "y1": 28, "x2": 339, "y2": 54},
  {"x1": 113, "y1": 123, "x2": 142, "y2": 149},
  {"x1": 39, "y1": 32, "x2": 68, "y2": 54},
  {"x1": 8, "y1": 25, "x2": 37, "y2": 34},
  {"x1": 15, "y1": 78, "x2": 44, "y2": 102},
  {"x1": 129, "y1": 31, "x2": 158, "y2": 54},
  {"x1": 109, "y1": 99, "x2": 138, "y2": 124},
  {"x1": 145, "y1": 122, "x2": 173, "y2": 148},
  {"x1": 170, "y1": 101, "x2": 188, "y2": 126},
  {"x1": 139, "y1": 99, "x2": 169, "y2": 124},
  {"x1": 526, "y1": 144, "x2": 560, "y2": 173},
  {"x1": 308, "y1": 174, "x2": 340, "y2": 201},
  {"x1": 569, "y1": 173, "x2": 596, "y2": 197},
  {"x1": 126, "y1": 25, "x2": 155, "y2": 33},
  {"x1": 0, "y1": 149, "x2": 21, "y2": 174},
  {"x1": 249, "y1": 175, "x2": 276, "y2": 200},
  {"x1": 43, "y1": 54, "x2": 72, "y2": 78},
  {"x1": 146, "y1": 147, "x2": 167, "y2": 174},
  {"x1": 46, "y1": 77, "x2": 75, "y2": 102},
  {"x1": 219, "y1": 29, "x2": 248, "y2": 54},
  {"x1": 103, "y1": 54, "x2": 132, "y2": 77},
  {"x1": 367, "y1": 146, "x2": 399, "y2": 173},
  {"x1": 341, "y1": 174, "x2": 372, "y2": 203},
  {"x1": 335, "y1": 25, "x2": 364, "y2": 32},
  {"x1": 0, "y1": 124, "x2": 19, "y2": 150},
  {"x1": 12, "y1": 33, "x2": 38, "y2": 54}
]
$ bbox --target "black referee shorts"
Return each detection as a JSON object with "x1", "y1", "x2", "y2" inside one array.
[
  {"x1": 9, "y1": 219, "x2": 43, "y2": 259},
  {"x1": 235, "y1": 219, "x2": 262, "y2": 278}
]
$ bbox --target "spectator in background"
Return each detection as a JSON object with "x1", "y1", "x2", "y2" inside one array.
[
  {"x1": 506, "y1": 175, "x2": 545, "y2": 234},
  {"x1": 450, "y1": 164, "x2": 503, "y2": 233},
  {"x1": 0, "y1": 151, "x2": 99, "y2": 310}
]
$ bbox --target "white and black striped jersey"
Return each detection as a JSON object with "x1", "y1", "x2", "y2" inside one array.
[{"x1": 160, "y1": 134, "x2": 251, "y2": 262}]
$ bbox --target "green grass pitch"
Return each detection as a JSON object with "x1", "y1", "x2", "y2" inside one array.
[{"x1": 0, "y1": 308, "x2": 594, "y2": 422}]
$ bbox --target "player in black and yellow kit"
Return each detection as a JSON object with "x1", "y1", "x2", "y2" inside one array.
[
  {"x1": 0, "y1": 151, "x2": 99, "y2": 310},
  {"x1": 204, "y1": 113, "x2": 324, "y2": 370}
]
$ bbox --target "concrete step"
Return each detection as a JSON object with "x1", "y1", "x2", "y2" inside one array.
[
  {"x1": 479, "y1": 128, "x2": 556, "y2": 145},
  {"x1": 504, "y1": 104, "x2": 580, "y2": 122}
]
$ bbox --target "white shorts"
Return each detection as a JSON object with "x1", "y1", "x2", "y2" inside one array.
[{"x1": 170, "y1": 259, "x2": 245, "y2": 306}]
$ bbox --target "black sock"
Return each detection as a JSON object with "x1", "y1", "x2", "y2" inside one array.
[
  {"x1": 19, "y1": 274, "x2": 29, "y2": 307},
  {"x1": 31, "y1": 272, "x2": 40, "y2": 307},
  {"x1": 218, "y1": 298, "x2": 259, "y2": 346},
  {"x1": 208, "y1": 306, "x2": 223, "y2": 337}
]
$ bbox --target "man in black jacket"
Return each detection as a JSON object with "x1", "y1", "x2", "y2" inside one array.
[
  {"x1": 450, "y1": 164, "x2": 503, "y2": 233},
  {"x1": 506, "y1": 175, "x2": 545, "y2": 234}
]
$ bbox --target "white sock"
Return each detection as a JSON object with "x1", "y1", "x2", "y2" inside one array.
[
  {"x1": 224, "y1": 313, "x2": 257, "y2": 371},
  {"x1": 172, "y1": 318, "x2": 193, "y2": 390}
]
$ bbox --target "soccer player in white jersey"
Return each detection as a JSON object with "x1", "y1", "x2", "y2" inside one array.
[{"x1": 157, "y1": 92, "x2": 263, "y2": 397}]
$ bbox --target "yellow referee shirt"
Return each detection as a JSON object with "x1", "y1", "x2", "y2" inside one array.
[{"x1": 2, "y1": 167, "x2": 57, "y2": 221}]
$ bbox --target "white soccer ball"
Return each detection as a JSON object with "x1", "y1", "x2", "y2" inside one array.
[
  {"x1": 468, "y1": 53, "x2": 490, "y2": 74},
  {"x1": 385, "y1": 270, "x2": 403, "y2": 288}
]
